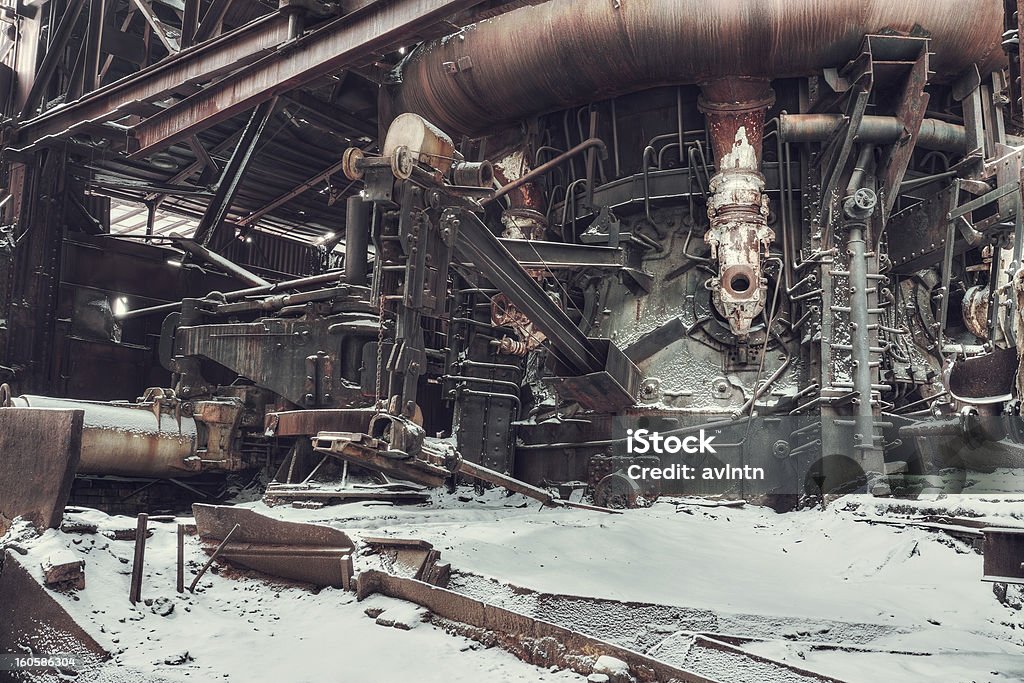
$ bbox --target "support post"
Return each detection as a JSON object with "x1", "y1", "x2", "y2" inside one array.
[
  {"x1": 345, "y1": 195, "x2": 370, "y2": 285},
  {"x1": 176, "y1": 524, "x2": 185, "y2": 594},
  {"x1": 129, "y1": 513, "x2": 149, "y2": 604}
]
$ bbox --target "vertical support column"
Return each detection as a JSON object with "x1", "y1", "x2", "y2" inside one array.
[
  {"x1": 129, "y1": 513, "x2": 149, "y2": 604},
  {"x1": 82, "y1": 0, "x2": 107, "y2": 94},
  {"x1": 345, "y1": 195, "x2": 370, "y2": 286},
  {"x1": 4, "y1": 150, "x2": 66, "y2": 393},
  {"x1": 181, "y1": 0, "x2": 201, "y2": 50}
]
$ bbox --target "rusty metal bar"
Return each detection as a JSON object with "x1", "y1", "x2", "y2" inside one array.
[
  {"x1": 20, "y1": 0, "x2": 88, "y2": 118},
  {"x1": 174, "y1": 237, "x2": 271, "y2": 286},
  {"x1": 192, "y1": 99, "x2": 277, "y2": 248},
  {"x1": 129, "y1": 513, "x2": 149, "y2": 604},
  {"x1": 127, "y1": 0, "x2": 522, "y2": 157},
  {"x1": 237, "y1": 157, "x2": 348, "y2": 229},
  {"x1": 176, "y1": 523, "x2": 186, "y2": 594},
  {"x1": 484, "y1": 138, "x2": 607, "y2": 206},
  {"x1": 194, "y1": 0, "x2": 236, "y2": 43},
  {"x1": 117, "y1": 270, "x2": 345, "y2": 320},
  {"x1": 12, "y1": 13, "x2": 291, "y2": 149},
  {"x1": 189, "y1": 522, "x2": 240, "y2": 593}
]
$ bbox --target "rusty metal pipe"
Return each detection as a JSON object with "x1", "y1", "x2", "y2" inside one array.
[
  {"x1": 778, "y1": 114, "x2": 967, "y2": 152},
  {"x1": 117, "y1": 270, "x2": 346, "y2": 320},
  {"x1": 172, "y1": 237, "x2": 271, "y2": 287},
  {"x1": 12, "y1": 396, "x2": 200, "y2": 478},
  {"x1": 700, "y1": 79, "x2": 776, "y2": 335},
  {"x1": 484, "y1": 138, "x2": 607, "y2": 206},
  {"x1": 390, "y1": 0, "x2": 1005, "y2": 136},
  {"x1": 345, "y1": 195, "x2": 371, "y2": 286}
]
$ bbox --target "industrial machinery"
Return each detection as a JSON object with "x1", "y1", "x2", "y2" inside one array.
[{"x1": 6, "y1": 0, "x2": 1024, "y2": 513}]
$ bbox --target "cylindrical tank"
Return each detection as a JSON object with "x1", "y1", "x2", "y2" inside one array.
[
  {"x1": 388, "y1": 0, "x2": 1005, "y2": 136},
  {"x1": 13, "y1": 396, "x2": 199, "y2": 478}
]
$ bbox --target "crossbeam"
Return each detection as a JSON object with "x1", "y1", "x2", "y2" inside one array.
[
  {"x1": 12, "y1": 13, "x2": 291, "y2": 150},
  {"x1": 127, "y1": 0, "x2": 516, "y2": 157}
]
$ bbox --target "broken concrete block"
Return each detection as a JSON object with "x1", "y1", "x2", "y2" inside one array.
[
  {"x1": 374, "y1": 604, "x2": 429, "y2": 630},
  {"x1": 41, "y1": 550, "x2": 85, "y2": 591},
  {"x1": 593, "y1": 655, "x2": 634, "y2": 683}
]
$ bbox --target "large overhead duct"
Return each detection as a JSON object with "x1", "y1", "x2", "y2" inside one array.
[{"x1": 387, "y1": 0, "x2": 1005, "y2": 137}]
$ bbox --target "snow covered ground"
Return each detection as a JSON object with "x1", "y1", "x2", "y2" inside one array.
[{"x1": 4, "y1": 488, "x2": 1024, "y2": 682}]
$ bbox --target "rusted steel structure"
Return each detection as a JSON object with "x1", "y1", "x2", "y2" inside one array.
[{"x1": 2, "y1": 0, "x2": 1024, "y2": 519}]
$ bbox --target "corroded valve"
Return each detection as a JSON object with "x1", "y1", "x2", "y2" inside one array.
[{"x1": 700, "y1": 80, "x2": 775, "y2": 336}]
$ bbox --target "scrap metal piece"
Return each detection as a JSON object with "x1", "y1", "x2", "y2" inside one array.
[
  {"x1": 982, "y1": 527, "x2": 1024, "y2": 583},
  {"x1": 362, "y1": 537, "x2": 451, "y2": 587},
  {"x1": 0, "y1": 407, "x2": 84, "y2": 534},
  {"x1": 192, "y1": 504, "x2": 355, "y2": 589},
  {"x1": 129, "y1": 514, "x2": 148, "y2": 604},
  {"x1": 189, "y1": 522, "x2": 238, "y2": 593},
  {"x1": 947, "y1": 346, "x2": 1018, "y2": 404},
  {"x1": 312, "y1": 431, "x2": 453, "y2": 488}
]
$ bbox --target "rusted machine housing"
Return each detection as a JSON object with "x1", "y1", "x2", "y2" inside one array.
[{"x1": 6, "y1": 0, "x2": 1024, "y2": 513}]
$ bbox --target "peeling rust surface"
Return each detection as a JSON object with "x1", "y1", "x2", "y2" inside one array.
[
  {"x1": 0, "y1": 408, "x2": 83, "y2": 534},
  {"x1": 193, "y1": 504, "x2": 355, "y2": 588},
  {"x1": 391, "y1": 0, "x2": 1005, "y2": 135}
]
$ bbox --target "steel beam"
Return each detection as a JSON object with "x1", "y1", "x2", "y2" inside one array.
[
  {"x1": 452, "y1": 209, "x2": 602, "y2": 375},
  {"x1": 12, "y1": 13, "x2": 291, "y2": 149},
  {"x1": 192, "y1": 99, "x2": 277, "y2": 248},
  {"x1": 82, "y1": 0, "x2": 107, "y2": 94},
  {"x1": 130, "y1": 0, "x2": 180, "y2": 53},
  {"x1": 174, "y1": 238, "x2": 271, "y2": 285},
  {"x1": 193, "y1": 0, "x2": 235, "y2": 43},
  {"x1": 180, "y1": 0, "x2": 200, "y2": 50},
  {"x1": 127, "y1": 0, "x2": 518, "y2": 157},
  {"x1": 19, "y1": 0, "x2": 88, "y2": 118},
  {"x1": 284, "y1": 90, "x2": 377, "y2": 139},
  {"x1": 496, "y1": 239, "x2": 625, "y2": 269},
  {"x1": 236, "y1": 157, "x2": 348, "y2": 229}
]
